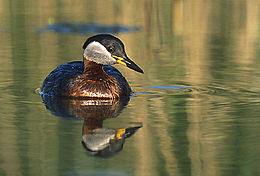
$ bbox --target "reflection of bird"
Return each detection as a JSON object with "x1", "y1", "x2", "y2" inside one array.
[
  {"x1": 41, "y1": 91, "x2": 142, "y2": 158},
  {"x1": 41, "y1": 95, "x2": 129, "y2": 119},
  {"x1": 41, "y1": 34, "x2": 143, "y2": 99},
  {"x1": 82, "y1": 118, "x2": 142, "y2": 157}
]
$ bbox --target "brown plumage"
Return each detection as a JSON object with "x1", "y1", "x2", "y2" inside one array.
[{"x1": 62, "y1": 60, "x2": 122, "y2": 98}]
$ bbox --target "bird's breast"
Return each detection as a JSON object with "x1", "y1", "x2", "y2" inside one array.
[{"x1": 63, "y1": 75, "x2": 121, "y2": 99}]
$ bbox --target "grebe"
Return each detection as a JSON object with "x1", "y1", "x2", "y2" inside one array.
[{"x1": 41, "y1": 34, "x2": 143, "y2": 99}]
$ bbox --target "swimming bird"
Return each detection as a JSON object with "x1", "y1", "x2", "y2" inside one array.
[{"x1": 41, "y1": 34, "x2": 143, "y2": 99}]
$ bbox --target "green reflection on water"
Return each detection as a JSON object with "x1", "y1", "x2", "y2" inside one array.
[{"x1": 0, "y1": 0, "x2": 260, "y2": 176}]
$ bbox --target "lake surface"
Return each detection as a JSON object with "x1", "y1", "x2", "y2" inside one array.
[{"x1": 0, "y1": 0, "x2": 260, "y2": 176}]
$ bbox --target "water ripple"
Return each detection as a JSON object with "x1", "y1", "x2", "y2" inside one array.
[{"x1": 38, "y1": 23, "x2": 141, "y2": 34}]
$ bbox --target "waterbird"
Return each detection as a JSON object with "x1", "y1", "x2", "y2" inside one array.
[{"x1": 41, "y1": 34, "x2": 143, "y2": 99}]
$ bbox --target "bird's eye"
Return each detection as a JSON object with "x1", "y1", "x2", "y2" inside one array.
[{"x1": 108, "y1": 46, "x2": 115, "y2": 53}]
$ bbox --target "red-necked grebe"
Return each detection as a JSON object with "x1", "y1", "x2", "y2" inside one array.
[{"x1": 41, "y1": 34, "x2": 143, "y2": 99}]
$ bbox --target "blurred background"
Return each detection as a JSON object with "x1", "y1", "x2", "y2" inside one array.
[{"x1": 0, "y1": 0, "x2": 260, "y2": 175}]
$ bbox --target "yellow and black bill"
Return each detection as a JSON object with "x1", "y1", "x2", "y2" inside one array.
[
  {"x1": 112, "y1": 55, "x2": 144, "y2": 74},
  {"x1": 114, "y1": 125, "x2": 142, "y2": 139}
]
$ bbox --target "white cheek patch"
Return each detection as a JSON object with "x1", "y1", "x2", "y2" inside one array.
[
  {"x1": 84, "y1": 41, "x2": 116, "y2": 65},
  {"x1": 84, "y1": 41, "x2": 109, "y2": 57}
]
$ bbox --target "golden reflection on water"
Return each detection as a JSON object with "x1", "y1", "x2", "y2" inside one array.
[{"x1": 0, "y1": 0, "x2": 260, "y2": 176}]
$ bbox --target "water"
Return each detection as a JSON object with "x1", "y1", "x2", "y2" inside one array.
[{"x1": 0, "y1": 0, "x2": 260, "y2": 176}]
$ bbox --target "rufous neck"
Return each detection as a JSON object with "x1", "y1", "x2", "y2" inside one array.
[{"x1": 83, "y1": 59, "x2": 104, "y2": 74}]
